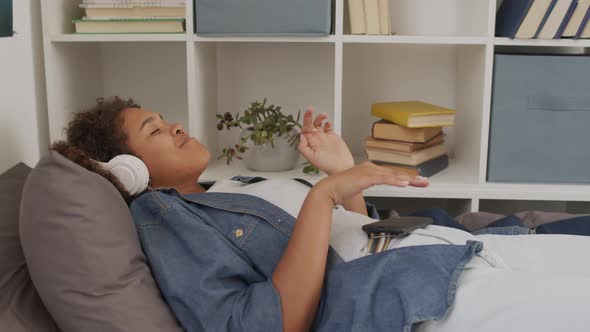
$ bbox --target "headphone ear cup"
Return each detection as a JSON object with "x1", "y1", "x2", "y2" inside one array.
[{"x1": 100, "y1": 155, "x2": 150, "y2": 196}]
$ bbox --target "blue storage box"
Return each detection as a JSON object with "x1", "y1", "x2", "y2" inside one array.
[
  {"x1": 194, "y1": 0, "x2": 333, "y2": 35},
  {"x1": 488, "y1": 54, "x2": 590, "y2": 184}
]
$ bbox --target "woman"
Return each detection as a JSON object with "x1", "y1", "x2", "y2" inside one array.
[{"x1": 55, "y1": 97, "x2": 590, "y2": 332}]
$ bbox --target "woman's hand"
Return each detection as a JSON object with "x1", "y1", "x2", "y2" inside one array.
[
  {"x1": 313, "y1": 161, "x2": 430, "y2": 205},
  {"x1": 297, "y1": 107, "x2": 355, "y2": 175}
]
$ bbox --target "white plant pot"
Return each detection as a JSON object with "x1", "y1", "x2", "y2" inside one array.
[{"x1": 243, "y1": 133, "x2": 300, "y2": 172}]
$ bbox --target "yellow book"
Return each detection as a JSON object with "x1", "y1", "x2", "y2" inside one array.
[{"x1": 371, "y1": 101, "x2": 457, "y2": 128}]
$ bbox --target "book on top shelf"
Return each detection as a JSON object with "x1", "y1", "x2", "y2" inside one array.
[
  {"x1": 364, "y1": 133, "x2": 444, "y2": 153},
  {"x1": 533, "y1": 0, "x2": 559, "y2": 38},
  {"x1": 515, "y1": 0, "x2": 556, "y2": 39},
  {"x1": 372, "y1": 154, "x2": 449, "y2": 177},
  {"x1": 574, "y1": 3, "x2": 590, "y2": 37},
  {"x1": 364, "y1": 0, "x2": 380, "y2": 34},
  {"x1": 365, "y1": 143, "x2": 447, "y2": 166},
  {"x1": 372, "y1": 120, "x2": 442, "y2": 142},
  {"x1": 562, "y1": 0, "x2": 590, "y2": 38},
  {"x1": 537, "y1": 0, "x2": 578, "y2": 39},
  {"x1": 371, "y1": 101, "x2": 456, "y2": 128},
  {"x1": 495, "y1": 0, "x2": 534, "y2": 38},
  {"x1": 378, "y1": 0, "x2": 391, "y2": 35},
  {"x1": 577, "y1": 8, "x2": 590, "y2": 36},
  {"x1": 80, "y1": 4, "x2": 186, "y2": 18},
  {"x1": 82, "y1": 0, "x2": 184, "y2": 4},
  {"x1": 349, "y1": 0, "x2": 392, "y2": 35},
  {"x1": 348, "y1": 0, "x2": 366, "y2": 34},
  {"x1": 73, "y1": 18, "x2": 185, "y2": 33}
]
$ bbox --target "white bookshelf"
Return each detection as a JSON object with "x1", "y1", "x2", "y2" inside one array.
[{"x1": 40, "y1": 0, "x2": 590, "y2": 216}]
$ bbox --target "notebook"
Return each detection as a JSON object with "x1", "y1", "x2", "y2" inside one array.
[
  {"x1": 496, "y1": 0, "x2": 535, "y2": 38},
  {"x1": 371, "y1": 101, "x2": 456, "y2": 128},
  {"x1": 515, "y1": 0, "x2": 556, "y2": 39},
  {"x1": 73, "y1": 18, "x2": 185, "y2": 33},
  {"x1": 537, "y1": 0, "x2": 578, "y2": 39},
  {"x1": 372, "y1": 155, "x2": 449, "y2": 177},
  {"x1": 365, "y1": 143, "x2": 447, "y2": 166},
  {"x1": 562, "y1": 0, "x2": 590, "y2": 37}
]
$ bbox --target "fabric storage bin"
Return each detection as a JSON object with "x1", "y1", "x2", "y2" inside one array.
[
  {"x1": 194, "y1": 0, "x2": 333, "y2": 35},
  {"x1": 487, "y1": 54, "x2": 590, "y2": 184}
]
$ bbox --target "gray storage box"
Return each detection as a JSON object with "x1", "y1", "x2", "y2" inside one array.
[
  {"x1": 488, "y1": 54, "x2": 590, "y2": 184},
  {"x1": 194, "y1": 0, "x2": 333, "y2": 35}
]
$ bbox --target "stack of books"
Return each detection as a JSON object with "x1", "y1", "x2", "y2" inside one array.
[
  {"x1": 496, "y1": 0, "x2": 590, "y2": 39},
  {"x1": 348, "y1": 0, "x2": 392, "y2": 35},
  {"x1": 364, "y1": 101, "x2": 456, "y2": 177},
  {"x1": 73, "y1": 0, "x2": 186, "y2": 34}
]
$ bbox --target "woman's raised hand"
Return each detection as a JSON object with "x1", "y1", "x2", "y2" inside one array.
[
  {"x1": 297, "y1": 107, "x2": 355, "y2": 175},
  {"x1": 314, "y1": 161, "x2": 430, "y2": 205}
]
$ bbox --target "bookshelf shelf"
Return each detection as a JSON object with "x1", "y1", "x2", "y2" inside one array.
[
  {"x1": 39, "y1": 0, "x2": 590, "y2": 215},
  {"x1": 478, "y1": 183, "x2": 590, "y2": 201},
  {"x1": 192, "y1": 35, "x2": 337, "y2": 43},
  {"x1": 342, "y1": 35, "x2": 490, "y2": 45},
  {"x1": 342, "y1": 42, "x2": 486, "y2": 187},
  {"x1": 354, "y1": 153, "x2": 479, "y2": 185},
  {"x1": 366, "y1": 183, "x2": 590, "y2": 201},
  {"x1": 494, "y1": 37, "x2": 590, "y2": 47},
  {"x1": 365, "y1": 184, "x2": 479, "y2": 199},
  {"x1": 50, "y1": 33, "x2": 188, "y2": 43}
]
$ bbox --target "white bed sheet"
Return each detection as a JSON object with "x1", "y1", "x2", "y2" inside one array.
[
  {"x1": 413, "y1": 233, "x2": 590, "y2": 332},
  {"x1": 207, "y1": 179, "x2": 590, "y2": 330}
]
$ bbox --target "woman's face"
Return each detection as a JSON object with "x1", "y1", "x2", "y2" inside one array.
[{"x1": 120, "y1": 107, "x2": 210, "y2": 190}]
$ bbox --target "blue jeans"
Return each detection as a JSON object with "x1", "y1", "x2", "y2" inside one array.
[{"x1": 408, "y1": 208, "x2": 590, "y2": 236}]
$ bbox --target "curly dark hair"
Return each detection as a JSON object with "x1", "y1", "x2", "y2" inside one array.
[{"x1": 50, "y1": 96, "x2": 142, "y2": 203}]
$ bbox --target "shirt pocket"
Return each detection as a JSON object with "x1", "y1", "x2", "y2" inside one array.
[{"x1": 223, "y1": 213, "x2": 259, "y2": 249}]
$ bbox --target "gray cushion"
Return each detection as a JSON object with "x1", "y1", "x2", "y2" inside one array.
[
  {"x1": 20, "y1": 151, "x2": 182, "y2": 332},
  {"x1": 0, "y1": 162, "x2": 59, "y2": 332},
  {"x1": 455, "y1": 211, "x2": 506, "y2": 231}
]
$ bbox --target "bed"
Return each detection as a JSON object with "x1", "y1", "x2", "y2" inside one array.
[{"x1": 3, "y1": 152, "x2": 589, "y2": 331}]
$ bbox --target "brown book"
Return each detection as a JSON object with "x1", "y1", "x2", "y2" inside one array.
[
  {"x1": 372, "y1": 155, "x2": 449, "y2": 177},
  {"x1": 372, "y1": 119, "x2": 442, "y2": 143},
  {"x1": 374, "y1": 163, "x2": 421, "y2": 177},
  {"x1": 364, "y1": 133, "x2": 444, "y2": 153},
  {"x1": 365, "y1": 143, "x2": 446, "y2": 166}
]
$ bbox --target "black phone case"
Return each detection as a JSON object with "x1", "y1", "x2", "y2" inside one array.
[{"x1": 362, "y1": 216, "x2": 433, "y2": 235}]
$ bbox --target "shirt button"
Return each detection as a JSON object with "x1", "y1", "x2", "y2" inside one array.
[{"x1": 235, "y1": 229, "x2": 244, "y2": 238}]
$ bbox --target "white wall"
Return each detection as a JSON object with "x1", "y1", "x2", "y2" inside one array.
[{"x1": 0, "y1": 0, "x2": 48, "y2": 173}]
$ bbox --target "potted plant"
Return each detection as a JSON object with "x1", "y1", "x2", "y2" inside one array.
[{"x1": 216, "y1": 99, "x2": 319, "y2": 174}]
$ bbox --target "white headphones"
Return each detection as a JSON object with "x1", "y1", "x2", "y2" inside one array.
[{"x1": 96, "y1": 155, "x2": 150, "y2": 196}]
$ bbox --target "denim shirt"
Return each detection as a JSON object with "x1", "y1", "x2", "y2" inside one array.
[{"x1": 130, "y1": 188, "x2": 481, "y2": 332}]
